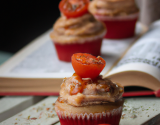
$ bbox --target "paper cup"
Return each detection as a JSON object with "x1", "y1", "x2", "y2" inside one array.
[
  {"x1": 53, "y1": 37, "x2": 103, "y2": 62},
  {"x1": 55, "y1": 99, "x2": 124, "y2": 125},
  {"x1": 94, "y1": 13, "x2": 139, "y2": 39}
]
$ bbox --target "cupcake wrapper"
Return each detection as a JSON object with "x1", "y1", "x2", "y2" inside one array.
[
  {"x1": 53, "y1": 37, "x2": 103, "y2": 62},
  {"x1": 56, "y1": 106, "x2": 123, "y2": 125},
  {"x1": 94, "y1": 13, "x2": 139, "y2": 39}
]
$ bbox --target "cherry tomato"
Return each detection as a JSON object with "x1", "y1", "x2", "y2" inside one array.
[
  {"x1": 59, "y1": 0, "x2": 89, "y2": 18},
  {"x1": 71, "y1": 53, "x2": 106, "y2": 79}
]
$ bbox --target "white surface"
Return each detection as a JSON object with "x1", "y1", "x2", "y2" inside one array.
[
  {"x1": 1, "y1": 97, "x2": 160, "y2": 125},
  {"x1": 0, "y1": 96, "x2": 59, "y2": 125},
  {"x1": 120, "y1": 98, "x2": 160, "y2": 125},
  {"x1": 55, "y1": 123, "x2": 60, "y2": 125},
  {"x1": 0, "y1": 96, "x2": 44, "y2": 122}
]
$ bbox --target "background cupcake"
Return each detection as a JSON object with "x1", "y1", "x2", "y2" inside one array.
[
  {"x1": 55, "y1": 53, "x2": 124, "y2": 125},
  {"x1": 89, "y1": 0, "x2": 139, "y2": 39},
  {"x1": 50, "y1": 0, "x2": 106, "y2": 62}
]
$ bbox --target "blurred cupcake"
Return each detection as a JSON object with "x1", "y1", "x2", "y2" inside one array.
[
  {"x1": 55, "y1": 53, "x2": 124, "y2": 125},
  {"x1": 89, "y1": 0, "x2": 139, "y2": 39},
  {"x1": 50, "y1": 0, "x2": 106, "y2": 62}
]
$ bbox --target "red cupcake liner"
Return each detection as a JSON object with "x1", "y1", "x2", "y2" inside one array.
[
  {"x1": 53, "y1": 38, "x2": 103, "y2": 62},
  {"x1": 56, "y1": 106, "x2": 123, "y2": 125},
  {"x1": 95, "y1": 13, "x2": 139, "y2": 39}
]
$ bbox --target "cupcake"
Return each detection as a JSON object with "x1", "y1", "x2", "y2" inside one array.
[
  {"x1": 50, "y1": 0, "x2": 106, "y2": 62},
  {"x1": 55, "y1": 53, "x2": 124, "y2": 125},
  {"x1": 89, "y1": 0, "x2": 139, "y2": 39}
]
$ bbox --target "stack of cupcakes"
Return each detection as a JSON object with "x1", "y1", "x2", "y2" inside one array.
[
  {"x1": 50, "y1": 0, "x2": 106, "y2": 62},
  {"x1": 89, "y1": 0, "x2": 139, "y2": 39},
  {"x1": 55, "y1": 53, "x2": 124, "y2": 125}
]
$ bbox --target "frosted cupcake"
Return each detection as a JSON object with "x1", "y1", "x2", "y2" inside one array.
[
  {"x1": 50, "y1": 0, "x2": 106, "y2": 62},
  {"x1": 89, "y1": 0, "x2": 139, "y2": 39},
  {"x1": 55, "y1": 53, "x2": 124, "y2": 125}
]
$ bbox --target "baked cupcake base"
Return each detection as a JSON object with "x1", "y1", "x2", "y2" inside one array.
[
  {"x1": 55, "y1": 99, "x2": 124, "y2": 125},
  {"x1": 53, "y1": 38, "x2": 103, "y2": 62},
  {"x1": 94, "y1": 13, "x2": 139, "y2": 39}
]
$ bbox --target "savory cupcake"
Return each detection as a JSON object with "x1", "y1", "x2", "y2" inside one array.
[
  {"x1": 55, "y1": 53, "x2": 124, "y2": 125},
  {"x1": 50, "y1": 0, "x2": 106, "y2": 62},
  {"x1": 89, "y1": 0, "x2": 139, "y2": 39}
]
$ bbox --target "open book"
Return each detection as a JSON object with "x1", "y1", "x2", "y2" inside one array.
[
  {"x1": 0, "y1": 21, "x2": 159, "y2": 95},
  {"x1": 105, "y1": 20, "x2": 160, "y2": 91}
]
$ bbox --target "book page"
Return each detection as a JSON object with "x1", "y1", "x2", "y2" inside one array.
[
  {"x1": 0, "y1": 23, "x2": 145, "y2": 79},
  {"x1": 0, "y1": 39, "x2": 134, "y2": 78},
  {"x1": 106, "y1": 21, "x2": 160, "y2": 82}
]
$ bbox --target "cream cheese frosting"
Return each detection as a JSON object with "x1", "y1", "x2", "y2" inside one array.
[
  {"x1": 50, "y1": 13, "x2": 106, "y2": 44},
  {"x1": 58, "y1": 74, "x2": 124, "y2": 107},
  {"x1": 89, "y1": 0, "x2": 139, "y2": 16}
]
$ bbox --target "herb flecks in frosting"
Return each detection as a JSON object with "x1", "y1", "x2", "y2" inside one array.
[{"x1": 59, "y1": 73, "x2": 124, "y2": 106}]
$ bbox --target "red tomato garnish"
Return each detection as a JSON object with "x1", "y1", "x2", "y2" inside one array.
[
  {"x1": 69, "y1": 73, "x2": 89, "y2": 95},
  {"x1": 69, "y1": 73, "x2": 83, "y2": 95},
  {"x1": 71, "y1": 53, "x2": 106, "y2": 79},
  {"x1": 59, "y1": 0, "x2": 89, "y2": 18}
]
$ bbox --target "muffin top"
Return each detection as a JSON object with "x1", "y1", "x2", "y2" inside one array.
[
  {"x1": 89, "y1": 0, "x2": 139, "y2": 16},
  {"x1": 50, "y1": 13, "x2": 106, "y2": 44},
  {"x1": 57, "y1": 53, "x2": 124, "y2": 107},
  {"x1": 58, "y1": 73, "x2": 124, "y2": 106}
]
